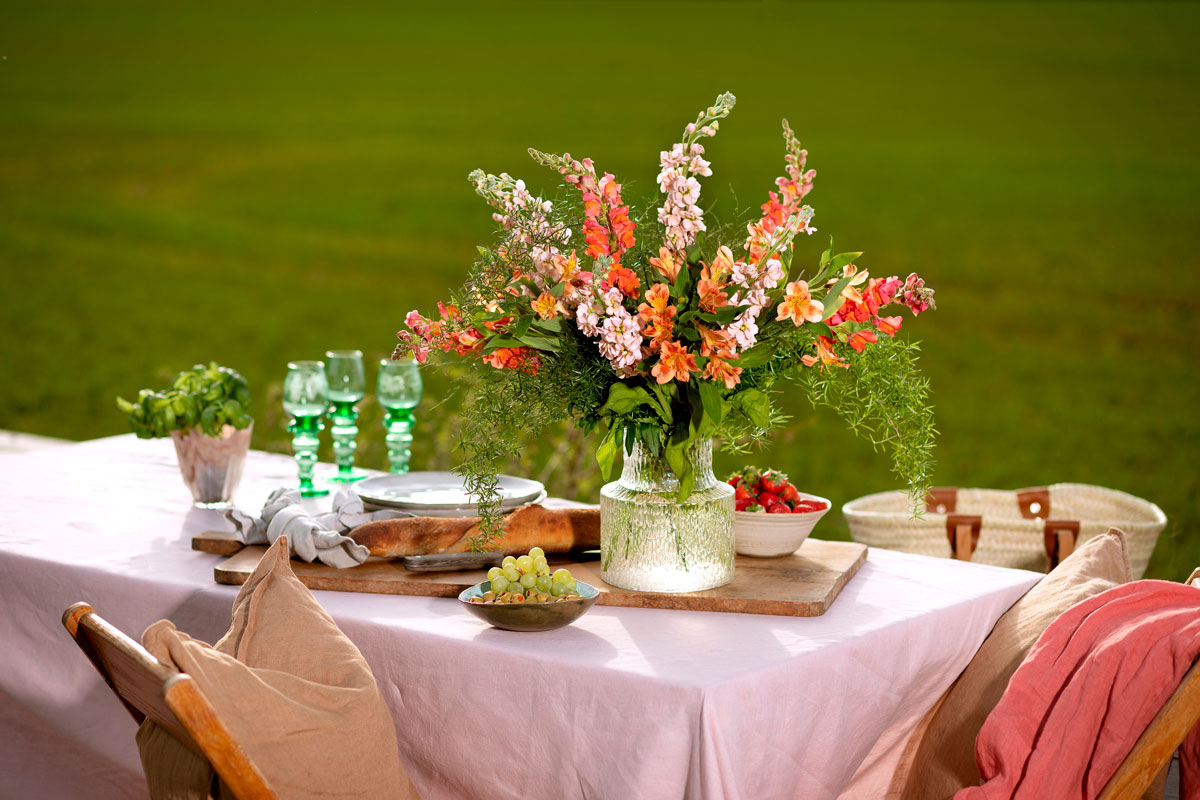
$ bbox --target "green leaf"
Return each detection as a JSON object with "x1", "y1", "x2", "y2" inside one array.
[
  {"x1": 648, "y1": 383, "x2": 675, "y2": 424},
  {"x1": 481, "y1": 336, "x2": 523, "y2": 354},
  {"x1": 734, "y1": 344, "x2": 775, "y2": 368},
  {"x1": 697, "y1": 379, "x2": 726, "y2": 429},
  {"x1": 595, "y1": 425, "x2": 619, "y2": 481},
  {"x1": 116, "y1": 397, "x2": 134, "y2": 413},
  {"x1": 671, "y1": 263, "x2": 693, "y2": 300},
  {"x1": 821, "y1": 274, "x2": 854, "y2": 321},
  {"x1": 819, "y1": 237, "x2": 834, "y2": 268},
  {"x1": 829, "y1": 251, "x2": 863, "y2": 271},
  {"x1": 511, "y1": 315, "x2": 533, "y2": 339},
  {"x1": 599, "y1": 383, "x2": 655, "y2": 416},
  {"x1": 698, "y1": 305, "x2": 743, "y2": 326},
  {"x1": 515, "y1": 333, "x2": 559, "y2": 353},
  {"x1": 531, "y1": 316, "x2": 563, "y2": 333},
  {"x1": 733, "y1": 388, "x2": 772, "y2": 429}
]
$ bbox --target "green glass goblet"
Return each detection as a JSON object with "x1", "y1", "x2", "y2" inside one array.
[
  {"x1": 377, "y1": 357, "x2": 423, "y2": 474},
  {"x1": 283, "y1": 360, "x2": 330, "y2": 497},
  {"x1": 325, "y1": 349, "x2": 368, "y2": 483}
]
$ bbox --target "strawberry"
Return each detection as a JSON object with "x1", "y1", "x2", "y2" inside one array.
[
  {"x1": 735, "y1": 497, "x2": 753, "y2": 512},
  {"x1": 761, "y1": 469, "x2": 789, "y2": 494},
  {"x1": 735, "y1": 483, "x2": 754, "y2": 503},
  {"x1": 726, "y1": 474, "x2": 741, "y2": 488},
  {"x1": 739, "y1": 466, "x2": 763, "y2": 492},
  {"x1": 767, "y1": 503, "x2": 791, "y2": 513},
  {"x1": 780, "y1": 483, "x2": 802, "y2": 505},
  {"x1": 758, "y1": 490, "x2": 782, "y2": 508}
]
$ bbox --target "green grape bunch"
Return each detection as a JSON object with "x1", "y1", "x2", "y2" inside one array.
[{"x1": 469, "y1": 546, "x2": 583, "y2": 604}]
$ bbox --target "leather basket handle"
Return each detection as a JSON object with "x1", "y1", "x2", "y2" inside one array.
[
  {"x1": 946, "y1": 514, "x2": 983, "y2": 561},
  {"x1": 1044, "y1": 519, "x2": 1080, "y2": 570},
  {"x1": 1017, "y1": 487, "x2": 1051, "y2": 519},
  {"x1": 926, "y1": 487, "x2": 958, "y2": 514}
]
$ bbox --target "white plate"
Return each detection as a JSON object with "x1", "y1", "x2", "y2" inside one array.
[{"x1": 354, "y1": 472, "x2": 544, "y2": 512}]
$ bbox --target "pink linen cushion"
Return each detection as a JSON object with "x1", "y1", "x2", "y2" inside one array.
[
  {"x1": 897, "y1": 527, "x2": 1133, "y2": 800},
  {"x1": 138, "y1": 536, "x2": 420, "y2": 799}
]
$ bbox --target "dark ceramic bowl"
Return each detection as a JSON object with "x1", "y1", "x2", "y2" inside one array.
[{"x1": 458, "y1": 579, "x2": 600, "y2": 632}]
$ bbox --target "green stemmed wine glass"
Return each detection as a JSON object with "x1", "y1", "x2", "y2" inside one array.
[
  {"x1": 283, "y1": 360, "x2": 330, "y2": 497},
  {"x1": 377, "y1": 357, "x2": 423, "y2": 474},
  {"x1": 324, "y1": 349, "x2": 368, "y2": 483}
]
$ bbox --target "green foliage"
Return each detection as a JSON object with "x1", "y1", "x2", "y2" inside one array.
[{"x1": 117, "y1": 363, "x2": 252, "y2": 439}]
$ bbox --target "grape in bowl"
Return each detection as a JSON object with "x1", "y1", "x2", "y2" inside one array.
[{"x1": 458, "y1": 579, "x2": 600, "y2": 632}]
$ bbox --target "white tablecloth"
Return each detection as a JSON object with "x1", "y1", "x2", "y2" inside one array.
[{"x1": 0, "y1": 435, "x2": 1039, "y2": 800}]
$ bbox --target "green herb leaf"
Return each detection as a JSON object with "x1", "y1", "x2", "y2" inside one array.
[{"x1": 733, "y1": 388, "x2": 772, "y2": 429}]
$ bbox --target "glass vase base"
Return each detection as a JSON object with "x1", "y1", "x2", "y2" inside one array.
[
  {"x1": 300, "y1": 485, "x2": 330, "y2": 497},
  {"x1": 193, "y1": 499, "x2": 234, "y2": 510},
  {"x1": 328, "y1": 468, "x2": 368, "y2": 483},
  {"x1": 599, "y1": 487, "x2": 735, "y2": 593}
]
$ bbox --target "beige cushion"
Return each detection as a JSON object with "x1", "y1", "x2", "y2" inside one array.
[
  {"x1": 138, "y1": 536, "x2": 420, "y2": 799},
  {"x1": 897, "y1": 527, "x2": 1133, "y2": 800}
]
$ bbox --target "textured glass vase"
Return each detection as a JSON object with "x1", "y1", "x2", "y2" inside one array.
[{"x1": 600, "y1": 438, "x2": 735, "y2": 592}]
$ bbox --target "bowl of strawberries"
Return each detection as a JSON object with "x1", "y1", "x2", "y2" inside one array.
[{"x1": 728, "y1": 467, "x2": 832, "y2": 557}]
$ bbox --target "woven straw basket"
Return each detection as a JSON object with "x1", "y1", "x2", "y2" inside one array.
[{"x1": 843, "y1": 483, "x2": 1166, "y2": 578}]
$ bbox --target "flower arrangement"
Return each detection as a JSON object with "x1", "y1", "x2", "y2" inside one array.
[{"x1": 395, "y1": 92, "x2": 937, "y2": 547}]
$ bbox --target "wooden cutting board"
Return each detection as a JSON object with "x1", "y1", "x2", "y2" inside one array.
[{"x1": 211, "y1": 538, "x2": 867, "y2": 617}]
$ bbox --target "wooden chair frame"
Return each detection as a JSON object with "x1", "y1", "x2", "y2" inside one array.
[
  {"x1": 1097, "y1": 573, "x2": 1200, "y2": 799},
  {"x1": 1097, "y1": 654, "x2": 1200, "y2": 798},
  {"x1": 62, "y1": 602, "x2": 275, "y2": 800}
]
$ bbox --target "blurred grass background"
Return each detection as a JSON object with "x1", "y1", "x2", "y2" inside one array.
[{"x1": 2, "y1": 1, "x2": 1197, "y2": 578}]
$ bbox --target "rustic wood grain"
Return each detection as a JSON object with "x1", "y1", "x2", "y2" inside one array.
[
  {"x1": 192, "y1": 530, "x2": 246, "y2": 556},
  {"x1": 213, "y1": 538, "x2": 868, "y2": 617}
]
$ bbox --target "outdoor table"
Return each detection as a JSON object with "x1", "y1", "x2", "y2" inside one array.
[{"x1": 0, "y1": 435, "x2": 1039, "y2": 800}]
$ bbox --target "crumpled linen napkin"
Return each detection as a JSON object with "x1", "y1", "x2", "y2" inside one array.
[{"x1": 225, "y1": 487, "x2": 409, "y2": 568}]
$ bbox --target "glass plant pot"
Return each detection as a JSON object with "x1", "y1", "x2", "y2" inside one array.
[
  {"x1": 170, "y1": 422, "x2": 252, "y2": 508},
  {"x1": 599, "y1": 438, "x2": 735, "y2": 592}
]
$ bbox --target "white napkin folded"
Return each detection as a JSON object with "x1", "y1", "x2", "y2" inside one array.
[{"x1": 225, "y1": 488, "x2": 410, "y2": 568}]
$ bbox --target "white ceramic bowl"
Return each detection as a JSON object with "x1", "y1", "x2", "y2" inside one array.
[{"x1": 734, "y1": 492, "x2": 832, "y2": 557}]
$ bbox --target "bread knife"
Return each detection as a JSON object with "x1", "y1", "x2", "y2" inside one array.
[{"x1": 402, "y1": 549, "x2": 601, "y2": 572}]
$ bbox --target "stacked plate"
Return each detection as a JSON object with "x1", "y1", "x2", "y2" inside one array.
[{"x1": 353, "y1": 472, "x2": 546, "y2": 517}]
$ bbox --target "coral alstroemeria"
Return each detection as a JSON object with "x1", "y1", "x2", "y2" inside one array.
[
  {"x1": 875, "y1": 315, "x2": 903, "y2": 337},
  {"x1": 532, "y1": 292, "x2": 559, "y2": 320},
  {"x1": 651, "y1": 340, "x2": 698, "y2": 384},
  {"x1": 776, "y1": 280, "x2": 824, "y2": 326},
  {"x1": 703, "y1": 354, "x2": 743, "y2": 389},
  {"x1": 704, "y1": 245, "x2": 735, "y2": 285},
  {"x1": 649, "y1": 247, "x2": 683, "y2": 282},
  {"x1": 696, "y1": 324, "x2": 732, "y2": 357},
  {"x1": 638, "y1": 283, "x2": 677, "y2": 353},
  {"x1": 800, "y1": 335, "x2": 848, "y2": 369},
  {"x1": 551, "y1": 250, "x2": 580, "y2": 284},
  {"x1": 637, "y1": 283, "x2": 672, "y2": 318},
  {"x1": 697, "y1": 278, "x2": 729, "y2": 313}
]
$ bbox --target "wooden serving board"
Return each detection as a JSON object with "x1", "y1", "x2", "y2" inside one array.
[{"x1": 212, "y1": 538, "x2": 867, "y2": 617}]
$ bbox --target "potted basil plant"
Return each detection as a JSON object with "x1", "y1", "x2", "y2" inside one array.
[{"x1": 117, "y1": 363, "x2": 254, "y2": 508}]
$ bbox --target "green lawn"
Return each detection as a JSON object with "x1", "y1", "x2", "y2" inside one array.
[{"x1": 2, "y1": 1, "x2": 1197, "y2": 578}]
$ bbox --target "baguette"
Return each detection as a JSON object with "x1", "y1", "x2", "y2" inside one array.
[{"x1": 350, "y1": 504, "x2": 600, "y2": 559}]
